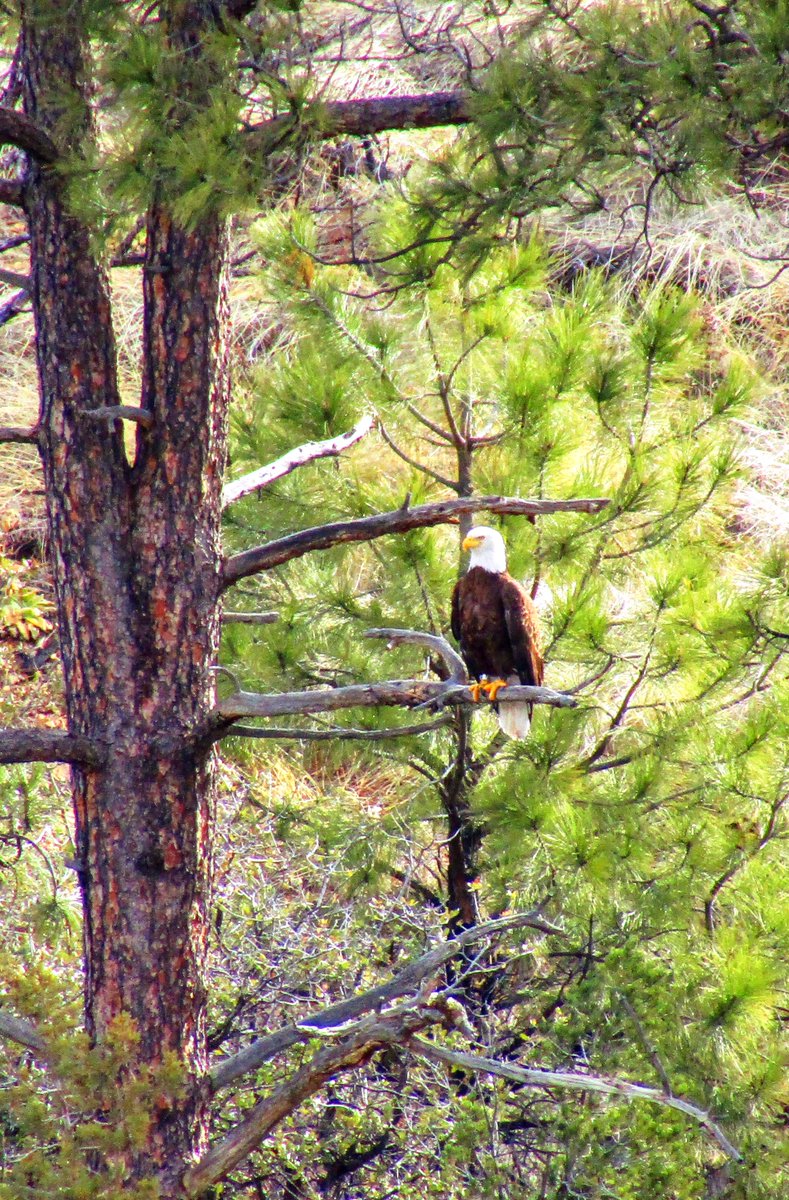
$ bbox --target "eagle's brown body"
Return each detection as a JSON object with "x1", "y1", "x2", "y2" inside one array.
[{"x1": 451, "y1": 566, "x2": 544, "y2": 702}]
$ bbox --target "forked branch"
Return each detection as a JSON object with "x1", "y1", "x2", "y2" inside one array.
[
  {"x1": 211, "y1": 911, "x2": 559, "y2": 1091},
  {"x1": 187, "y1": 911, "x2": 560, "y2": 1193},
  {"x1": 208, "y1": 628, "x2": 574, "y2": 738},
  {"x1": 222, "y1": 495, "x2": 610, "y2": 585}
]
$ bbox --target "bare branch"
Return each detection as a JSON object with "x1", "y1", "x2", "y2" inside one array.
[
  {"x1": 409, "y1": 1039, "x2": 742, "y2": 1162},
  {"x1": 0, "y1": 728, "x2": 102, "y2": 767},
  {"x1": 83, "y1": 405, "x2": 154, "y2": 429},
  {"x1": 226, "y1": 716, "x2": 451, "y2": 741},
  {"x1": 364, "y1": 627, "x2": 468, "y2": 683},
  {"x1": 378, "y1": 418, "x2": 459, "y2": 491},
  {"x1": 222, "y1": 495, "x2": 610, "y2": 586},
  {"x1": 0, "y1": 1010, "x2": 47, "y2": 1056},
  {"x1": 0, "y1": 424, "x2": 38, "y2": 445},
  {"x1": 211, "y1": 913, "x2": 561, "y2": 1092},
  {"x1": 0, "y1": 105, "x2": 58, "y2": 162},
  {"x1": 221, "y1": 611, "x2": 279, "y2": 625},
  {"x1": 222, "y1": 414, "x2": 375, "y2": 508},
  {"x1": 245, "y1": 90, "x2": 471, "y2": 157}
]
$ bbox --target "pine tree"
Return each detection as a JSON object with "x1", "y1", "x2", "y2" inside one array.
[
  {"x1": 223, "y1": 227, "x2": 789, "y2": 1196},
  {"x1": 1, "y1": 0, "x2": 788, "y2": 1194}
]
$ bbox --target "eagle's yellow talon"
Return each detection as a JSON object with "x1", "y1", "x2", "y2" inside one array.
[
  {"x1": 469, "y1": 682, "x2": 485, "y2": 702},
  {"x1": 486, "y1": 679, "x2": 508, "y2": 703}
]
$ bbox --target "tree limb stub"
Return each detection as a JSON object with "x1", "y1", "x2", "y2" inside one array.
[
  {"x1": 222, "y1": 414, "x2": 374, "y2": 507},
  {"x1": 0, "y1": 178, "x2": 24, "y2": 207},
  {"x1": 409, "y1": 1039, "x2": 742, "y2": 1162},
  {"x1": 0, "y1": 266, "x2": 29, "y2": 289},
  {"x1": 0, "y1": 424, "x2": 39, "y2": 445},
  {"x1": 222, "y1": 495, "x2": 610, "y2": 586},
  {"x1": 246, "y1": 90, "x2": 471, "y2": 158},
  {"x1": 0, "y1": 1009, "x2": 47, "y2": 1056},
  {"x1": 211, "y1": 912, "x2": 562, "y2": 1091},
  {"x1": 0, "y1": 728, "x2": 102, "y2": 767},
  {"x1": 0, "y1": 106, "x2": 58, "y2": 163}
]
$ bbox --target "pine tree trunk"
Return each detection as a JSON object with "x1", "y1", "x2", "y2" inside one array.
[{"x1": 20, "y1": 0, "x2": 229, "y2": 1186}]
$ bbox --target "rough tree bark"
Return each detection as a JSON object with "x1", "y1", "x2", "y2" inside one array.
[
  {"x1": 5, "y1": 4, "x2": 493, "y2": 1191},
  {"x1": 19, "y1": 0, "x2": 230, "y2": 1178}
]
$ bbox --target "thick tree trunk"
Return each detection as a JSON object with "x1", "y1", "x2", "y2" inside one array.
[{"x1": 20, "y1": 0, "x2": 228, "y2": 1186}]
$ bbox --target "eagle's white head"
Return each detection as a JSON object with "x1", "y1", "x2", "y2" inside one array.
[{"x1": 462, "y1": 525, "x2": 507, "y2": 574}]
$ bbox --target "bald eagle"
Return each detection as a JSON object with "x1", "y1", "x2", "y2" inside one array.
[{"x1": 451, "y1": 526, "x2": 543, "y2": 739}]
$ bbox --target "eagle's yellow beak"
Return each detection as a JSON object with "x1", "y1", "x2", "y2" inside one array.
[{"x1": 462, "y1": 534, "x2": 484, "y2": 551}]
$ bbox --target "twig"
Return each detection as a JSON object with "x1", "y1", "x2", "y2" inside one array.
[
  {"x1": 377, "y1": 418, "x2": 458, "y2": 491},
  {"x1": 222, "y1": 414, "x2": 374, "y2": 507},
  {"x1": 364, "y1": 627, "x2": 468, "y2": 683},
  {"x1": 221, "y1": 611, "x2": 279, "y2": 625},
  {"x1": 226, "y1": 717, "x2": 451, "y2": 741}
]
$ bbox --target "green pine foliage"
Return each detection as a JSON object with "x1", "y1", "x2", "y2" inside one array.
[
  {"x1": 399, "y1": 1, "x2": 789, "y2": 266},
  {"x1": 221, "y1": 222, "x2": 788, "y2": 1196}
]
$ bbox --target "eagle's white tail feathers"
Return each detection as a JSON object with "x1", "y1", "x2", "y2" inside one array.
[{"x1": 497, "y1": 675, "x2": 532, "y2": 739}]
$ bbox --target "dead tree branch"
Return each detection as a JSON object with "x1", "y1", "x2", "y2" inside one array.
[
  {"x1": 185, "y1": 1008, "x2": 446, "y2": 1194},
  {"x1": 0, "y1": 728, "x2": 102, "y2": 767},
  {"x1": 211, "y1": 678, "x2": 575, "y2": 732},
  {"x1": 211, "y1": 912, "x2": 561, "y2": 1091},
  {"x1": 226, "y1": 716, "x2": 452, "y2": 741},
  {"x1": 246, "y1": 90, "x2": 471, "y2": 158},
  {"x1": 222, "y1": 414, "x2": 374, "y2": 507},
  {"x1": 409, "y1": 1039, "x2": 742, "y2": 1162},
  {"x1": 222, "y1": 495, "x2": 610, "y2": 586}
]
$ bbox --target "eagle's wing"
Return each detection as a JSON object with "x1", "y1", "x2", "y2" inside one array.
[
  {"x1": 450, "y1": 579, "x2": 462, "y2": 645},
  {"x1": 501, "y1": 577, "x2": 544, "y2": 687}
]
